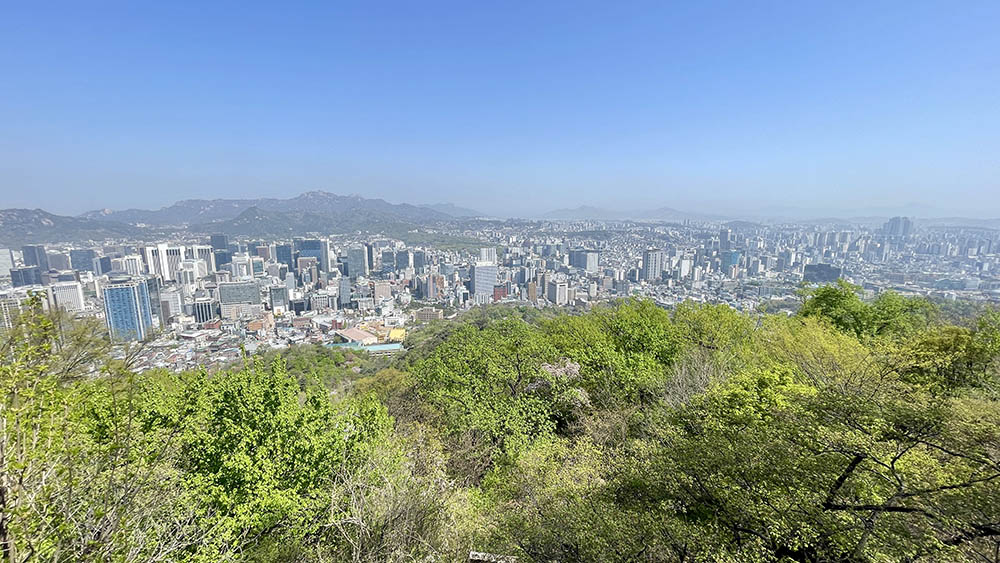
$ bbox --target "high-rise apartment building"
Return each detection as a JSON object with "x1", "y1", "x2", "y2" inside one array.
[
  {"x1": 883, "y1": 216, "x2": 914, "y2": 237},
  {"x1": 641, "y1": 249, "x2": 666, "y2": 282}
]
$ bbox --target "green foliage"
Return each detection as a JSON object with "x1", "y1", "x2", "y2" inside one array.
[
  {"x1": 544, "y1": 299, "x2": 683, "y2": 406},
  {"x1": 4, "y1": 296, "x2": 1000, "y2": 561},
  {"x1": 1, "y1": 300, "x2": 398, "y2": 562},
  {"x1": 888, "y1": 310, "x2": 1000, "y2": 394},
  {"x1": 256, "y1": 343, "x2": 368, "y2": 395},
  {"x1": 480, "y1": 437, "x2": 645, "y2": 561},
  {"x1": 0, "y1": 296, "x2": 204, "y2": 561},
  {"x1": 415, "y1": 317, "x2": 568, "y2": 479},
  {"x1": 175, "y1": 358, "x2": 391, "y2": 556},
  {"x1": 799, "y1": 279, "x2": 936, "y2": 341}
]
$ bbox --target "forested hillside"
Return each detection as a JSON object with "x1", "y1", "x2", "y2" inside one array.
[{"x1": 2, "y1": 284, "x2": 999, "y2": 562}]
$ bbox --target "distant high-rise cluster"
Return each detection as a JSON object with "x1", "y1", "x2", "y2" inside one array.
[{"x1": 883, "y1": 216, "x2": 914, "y2": 238}]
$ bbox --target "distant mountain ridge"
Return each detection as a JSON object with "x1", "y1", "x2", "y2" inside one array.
[
  {"x1": 186, "y1": 204, "x2": 444, "y2": 237},
  {"x1": 1, "y1": 191, "x2": 458, "y2": 245},
  {"x1": 3, "y1": 192, "x2": 999, "y2": 247},
  {"x1": 419, "y1": 203, "x2": 485, "y2": 218},
  {"x1": 0, "y1": 208, "x2": 146, "y2": 247},
  {"x1": 81, "y1": 190, "x2": 451, "y2": 227}
]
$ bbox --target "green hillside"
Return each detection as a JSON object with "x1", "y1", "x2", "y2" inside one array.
[{"x1": 2, "y1": 285, "x2": 999, "y2": 561}]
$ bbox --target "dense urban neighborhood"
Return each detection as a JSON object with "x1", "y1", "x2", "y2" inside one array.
[{"x1": 2, "y1": 196, "x2": 998, "y2": 372}]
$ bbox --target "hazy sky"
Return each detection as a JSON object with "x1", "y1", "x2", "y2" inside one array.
[{"x1": 2, "y1": 1, "x2": 999, "y2": 218}]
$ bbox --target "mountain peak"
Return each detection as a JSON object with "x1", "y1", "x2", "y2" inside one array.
[{"x1": 297, "y1": 190, "x2": 337, "y2": 198}]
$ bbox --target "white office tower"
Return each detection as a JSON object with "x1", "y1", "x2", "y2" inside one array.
[
  {"x1": 143, "y1": 244, "x2": 186, "y2": 281},
  {"x1": 188, "y1": 245, "x2": 217, "y2": 272},
  {"x1": 546, "y1": 279, "x2": 568, "y2": 306},
  {"x1": 177, "y1": 259, "x2": 207, "y2": 294},
  {"x1": 48, "y1": 281, "x2": 85, "y2": 313},
  {"x1": 230, "y1": 253, "x2": 253, "y2": 280},
  {"x1": 470, "y1": 262, "x2": 498, "y2": 298},
  {"x1": 112, "y1": 254, "x2": 144, "y2": 276},
  {"x1": 479, "y1": 247, "x2": 497, "y2": 265},
  {"x1": 0, "y1": 249, "x2": 14, "y2": 278},
  {"x1": 180, "y1": 258, "x2": 208, "y2": 278}
]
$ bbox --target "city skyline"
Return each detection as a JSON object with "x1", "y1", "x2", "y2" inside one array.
[
  {"x1": 5, "y1": 212, "x2": 996, "y2": 353},
  {"x1": 3, "y1": 2, "x2": 999, "y2": 217},
  {"x1": 5, "y1": 4, "x2": 1000, "y2": 559}
]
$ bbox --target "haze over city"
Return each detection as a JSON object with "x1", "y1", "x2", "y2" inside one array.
[{"x1": 3, "y1": 1, "x2": 999, "y2": 218}]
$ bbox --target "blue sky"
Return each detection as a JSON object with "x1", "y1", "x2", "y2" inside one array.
[{"x1": 2, "y1": 1, "x2": 998, "y2": 217}]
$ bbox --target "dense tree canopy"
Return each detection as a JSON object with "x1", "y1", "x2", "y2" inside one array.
[{"x1": 2, "y1": 287, "x2": 999, "y2": 561}]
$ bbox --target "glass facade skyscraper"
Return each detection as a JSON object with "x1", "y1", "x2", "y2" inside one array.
[
  {"x1": 346, "y1": 246, "x2": 369, "y2": 279},
  {"x1": 275, "y1": 243, "x2": 294, "y2": 272},
  {"x1": 295, "y1": 238, "x2": 329, "y2": 272},
  {"x1": 21, "y1": 245, "x2": 49, "y2": 270},
  {"x1": 69, "y1": 249, "x2": 96, "y2": 272},
  {"x1": 102, "y1": 275, "x2": 153, "y2": 341},
  {"x1": 210, "y1": 234, "x2": 229, "y2": 251}
]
